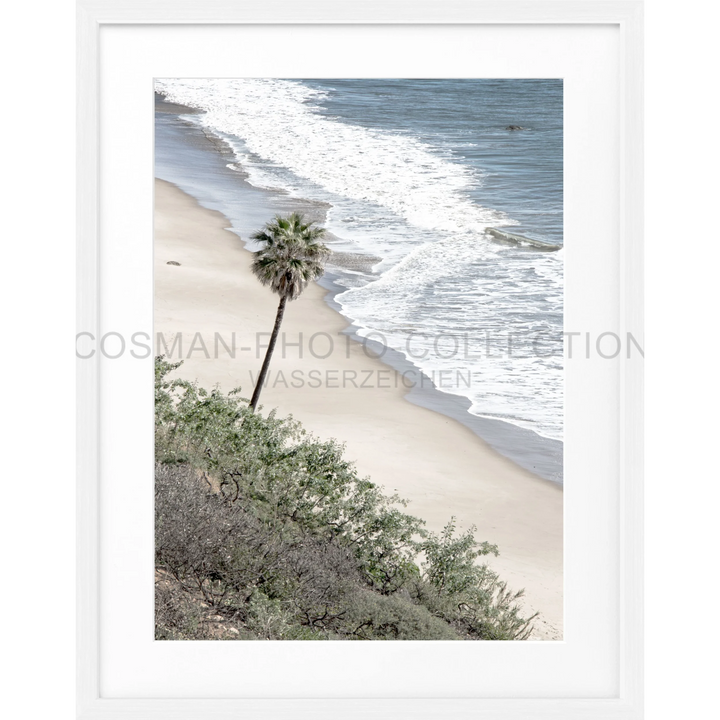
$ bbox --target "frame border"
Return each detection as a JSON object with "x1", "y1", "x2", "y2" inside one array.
[{"x1": 77, "y1": 2, "x2": 643, "y2": 718}]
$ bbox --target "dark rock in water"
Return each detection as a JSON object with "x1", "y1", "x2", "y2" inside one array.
[
  {"x1": 506, "y1": 125, "x2": 524, "y2": 131},
  {"x1": 166, "y1": 261, "x2": 181, "y2": 266}
]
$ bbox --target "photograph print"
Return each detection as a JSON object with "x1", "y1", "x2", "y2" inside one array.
[{"x1": 153, "y1": 79, "x2": 564, "y2": 641}]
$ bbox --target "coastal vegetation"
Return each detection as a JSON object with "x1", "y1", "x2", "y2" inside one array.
[{"x1": 155, "y1": 356, "x2": 536, "y2": 641}]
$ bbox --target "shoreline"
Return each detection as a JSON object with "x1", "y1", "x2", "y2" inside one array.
[
  {"x1": 154, "y1": 177, "x2": 563, "y2": 639},
  {"x1": 319, "y1": 271, "x2": 563, "y2": 483},
  {"x1": 155, "y1": 93, "x2": 563, "y2": 483}
]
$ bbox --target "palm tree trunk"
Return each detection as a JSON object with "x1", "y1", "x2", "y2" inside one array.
[{"x1": 249, "y1": 294, "x2": 287, "y2": 411}]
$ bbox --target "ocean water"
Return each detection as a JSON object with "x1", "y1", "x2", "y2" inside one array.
[{"x1": 155, "y1": 79, "x2": 564, "y2": 446}]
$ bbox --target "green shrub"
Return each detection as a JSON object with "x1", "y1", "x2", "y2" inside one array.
[
  {"x1": 154, "y1": 357, "x2": 536, "y2": 640},
  {"x1": 339, "y1": 589, "x2": 461, "y2": 640}
]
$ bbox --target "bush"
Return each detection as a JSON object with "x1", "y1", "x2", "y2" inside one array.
[
  {"x1": 414, "y1": 519, "x2": 536, "y2": 640},
  {"x1": 154, "y1": 357, "x2": 536, "y2": 640},
  {"x1": 340, "y1": 589, "x2": 461, "y2": 640}
]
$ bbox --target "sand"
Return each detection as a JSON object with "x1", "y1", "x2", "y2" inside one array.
[{"x1": 154, "y1": 178, "x2": 563, "y2": 639}]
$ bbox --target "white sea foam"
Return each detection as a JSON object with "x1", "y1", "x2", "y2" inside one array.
[
  {"x1": 156, "y1": 79, "x2": 564, "y2": 440},
  {"x1": 155, "y1": 79, "x2": 510, "y2": 237},
  {"x1": 336, "y1": 234, "x2": 564, "y2": 439}
]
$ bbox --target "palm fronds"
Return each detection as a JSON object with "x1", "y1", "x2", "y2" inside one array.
[{"x1": 251, "y1": 213, "x2": 330, "y2": 301}]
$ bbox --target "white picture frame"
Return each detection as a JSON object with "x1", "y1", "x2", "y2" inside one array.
[{"x1": 77, "y1": 1, "x2": 643, "y2": 718}]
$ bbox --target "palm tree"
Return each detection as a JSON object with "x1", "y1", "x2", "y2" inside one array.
[{"x1": 249, "y1": 212, "x2": 330, "y2": 411}]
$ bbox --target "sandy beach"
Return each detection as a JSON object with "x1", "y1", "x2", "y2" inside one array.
[{"x1": 154, "y1": 178, "x2": 563, "y2": 639}]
